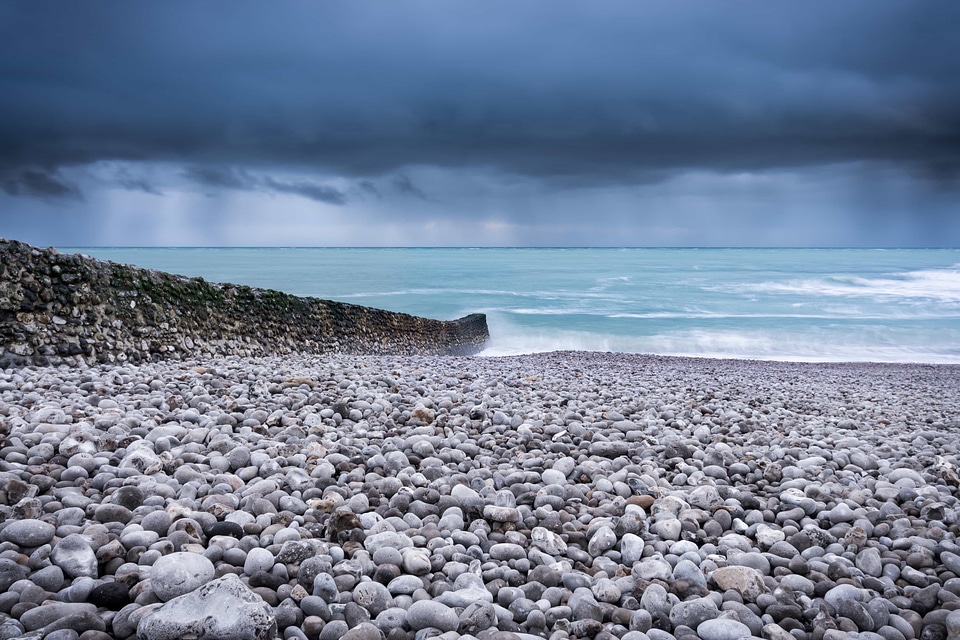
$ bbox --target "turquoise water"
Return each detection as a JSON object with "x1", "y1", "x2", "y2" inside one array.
[{"x1": 63, "y1": 247, "x2": 960, "y2": 363}]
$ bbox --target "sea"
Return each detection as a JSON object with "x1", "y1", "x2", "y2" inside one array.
[{"x1": 61, "y1": 247, "x2": 960, "y2": 364}]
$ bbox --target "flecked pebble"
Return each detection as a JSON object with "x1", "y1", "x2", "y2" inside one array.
[
  {"x1": 51, "y1": 534, "x2": 98, "y2": 579},
  {"x1": 531, "y1": 527, "x2": 567, "y2": 555},
  {"x1": 137, "y1": 575, "x2": 276, "y2": 640},
  {"x1": 635, "y1": 556, "x2": 673, "y2": 582},
  {"x1": 353, "y1": 581, "x2": 393, "y2": 616},
  {"x1": 711, "y1": 566, "x2": 767, "y2": 602},
  {"x1": 670, "y1": 596, "x2": 719, "y2": 629},
  {"x1": 587, "y1": 526, "x2": 617, "y2": 556}
]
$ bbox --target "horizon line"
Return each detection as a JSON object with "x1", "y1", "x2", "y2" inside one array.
[{"x1": 54, "y1": 245, "x2": 960, "y2": 251}]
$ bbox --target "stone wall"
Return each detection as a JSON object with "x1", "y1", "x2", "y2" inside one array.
[{"x1": 0, "y1": 239, "x2": 489, "y2": 367}]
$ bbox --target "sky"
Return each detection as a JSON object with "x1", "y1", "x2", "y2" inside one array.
[{"x1": 0, "y1": 1, "x2": 958, "y2": 247}]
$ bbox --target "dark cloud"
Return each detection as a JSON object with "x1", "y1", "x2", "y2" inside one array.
[
  {"x1": 0, "y1": 168, "x2": 81, "y2": 199},
  {"x1": 357, "y1": 180, "x2": 381, "y2": 199},
  {"x1": 1, "y1": 1, "x2": 957, "y2": 186},
  {"x1": 0, "y1": 1, "x2": 957, "y2": 245},
  {"x1": 114, "y1": 177, "x2": 162, "y2": 196},
  {"x1": 392, "y1": 175, "x2": 429, "y2": 200},
  {"x1": 181, "y1": 165, "x2": 347, "y2": 204},
  {"x1": 262, "y1": 177, "x2": 347, "y2": 205},
  {"x1": 181, "y1": 167, "x2": 254, "y2": 191}
]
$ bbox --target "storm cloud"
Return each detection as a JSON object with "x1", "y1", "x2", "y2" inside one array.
[{"x1": 0, "y1": 1, "x2": 958, "y2": 246}]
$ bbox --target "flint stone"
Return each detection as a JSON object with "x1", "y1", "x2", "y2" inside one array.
[
  {"x1": 364, "y1": 531, "x2": 413, "y2": 555},
  {"x1": 401, "y1": 548, "x2": 431, "y2": 575},
  {"x1": 450, "y1": 484, "x2": 483, "y2": 511},
  {"x1": 857, "y1": 548, "x2": 884, "y2": 577},
  {"x1": 542, "y1": 469, "x2": 566, "y2": 485},
  {"x1": 353, "y1": 581, "x2": 392, "y2": 616},
  {"x1": 51, "y1": 534, "x2": 98, "y2": 579},
  {"x1": 634, "y1": 557, "x2": 673, "y2": 582},
  {"x1": 688, "y1": 485, "x2": 722, "y2": 510},
  {"x1": 761, "y1": 623, "x2": 796, "y2": 640},
  {"x1": 0, "y1": 558, "x2": 30, "y2": 591},
  {"x1": 387, "y1": 575, "x2": 423, "y2": 596},
  {"x1": 639, "y1": 583, "x2": 671, "y2": 620},
  {"x1": 946, "y1": 610, "x2": 960, "y2": 638},
  {"x1": 589, "y1": 441, "x2": 629, "y2": 458},
  {"x1": 697, "y1": 618, "x2": 753, "y2": 640},
  {"x1": 29, "y1": 564, "x2": 65, "y2": 592},
  {"x1": 435, "y1": 586, "x2": 493, "y2": 608},
  {"x1": 490, "y1": 543, "x2": 526, "y2": 561},
  {"x1": 711, "y1": 566, "x2": 766, "y2": 602},
  {"x1": 621, "y1": 533, "x2": 645, "y2": 566},
  {"x1": 588, "y1": 526, "x2": 617, "y2": 556},
  {"x1": 652, "y1": 518, "x2": 682, "y2": 541},
  {"x1": 669, "y1": 596, "x2": 719, "y2": 629},
  {"x1": 459, "y1": 601, "x2": 498, "y2": 634},
  {"x1": 136, "y1": 575, "x2": 276, "y2": 640},
  {"x1": 90, "y1": 582, "x2": 132, "y2": 609},
  {"x1": 824, "y1": 584, "x2": 866, "y2": 608},
  {"x1": 341, "y1": 622, "x2": 381, "y2": 640},
  {"x1": 20, "y1": 603, "x2": 97, "y2": 631},
  {"x1": 531, "y1": 527, "x2": 567, "y2": 555},
  {"x1": 313, "y1": 573, "x2": 339, "y2": 601},
  {"x1": 941, "y1": 551, "x2": 960, "y2": 576},
  {"x1": 375, "y1": 607, "x2": 408, "y2": 633},
  {"x1": 780, "y1": 574, "x2": 815, "y2": 596},
  {"x1": 243, "y1": 548, "x2": 275, "y2": 575},
  {"x1": 483, "y1": 505, "x2": 521, "y2": 523},
  {"x1": 568, "y1": 588, "x2": 603, "y2": 622},
  {"x1": 406, "y1": 600, "x2": 459, "y2": 632},
  {"x1": 150, "y1": 552, "x2": 216, "y2": 601},
  {"x1": 0, "y1": 519, "x2": 56, "y2": 547}
]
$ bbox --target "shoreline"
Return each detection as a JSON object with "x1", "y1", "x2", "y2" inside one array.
[{"x1": 2, "y1": 350, "x2": 959, "y2": 639}]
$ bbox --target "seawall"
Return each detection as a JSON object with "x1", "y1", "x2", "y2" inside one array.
[{"x1": 0, "y1": 239, "x2": 489, "y2": 367}]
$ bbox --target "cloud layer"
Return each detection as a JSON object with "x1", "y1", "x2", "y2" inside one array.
[{"x1": 0, "y1": 2, "x2": 958, "y2": 245}]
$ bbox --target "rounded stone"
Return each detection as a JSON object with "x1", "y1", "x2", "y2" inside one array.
[
  {"x1": 669, "y1": 596, "x2": 719, "y2": 629},
  {"x1": 620, "y1": 533, "x2": 645, "y2": 566},
  {"x1": 353, "y1": 581, "x2": 392, "y2": 616},
  {"x1": 89, "y1": 582, "x2": 131, "y2": 609},
  {"x1": 51, "y1": 534, "x2": 98, "y2": 579},
  {"x1": 136, "y1": 575, "x2": 276, "y2": 640},
  {"x1": 697, "y1": 618, "x2": 753, "y2": 640},
  {"x1": 244, "y1": 548, "x2": 275, "y2": 576},
  {"x1": 150, "y1": 552, "x2": 216, "y2": 601},
  {"x1": 0, "y1": 519, "x2": 56, "y2": 547},
  {"x1": 406, "y1": 600, "x2": 459, "y2": 631}
]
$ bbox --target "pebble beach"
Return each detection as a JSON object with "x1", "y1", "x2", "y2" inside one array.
[{"x1": 1, "y1": 351, "x2": 960, "y2": 640}]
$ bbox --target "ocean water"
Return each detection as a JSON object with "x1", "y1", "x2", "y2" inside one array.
[{"x1": 62, "y1": 247, "x2": 960, "y2": 363}]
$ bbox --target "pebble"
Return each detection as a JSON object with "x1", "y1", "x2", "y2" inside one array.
[
  {"x1": 137, "y1": 575, "x2": 276, "y2": 640},
  {"x1": 0, "y1": 352, "x2": 956, "y2": 640},
  {"x1": 406, "y1": 600, "x2": 459, "y2": 631},
  {"x1": 711, "y1": 566, "x2": 767, "y2": 602},
  {"x1": 697, "y1": 618, "x2": 753, "y2": 640},
  {"x1": 50, "y1": 534, "x2": 98, "y2": 579},
  {"x1": 150, "y1": 552, "x2": 216, "y2": 601},
  {"x1": 0, "y1": 519, "x2": 56, "y2": 547}
]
